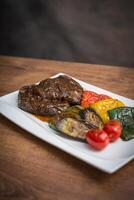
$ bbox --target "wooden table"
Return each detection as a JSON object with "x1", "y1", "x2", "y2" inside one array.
[{"x1": 0, "y1": 56, "x2": 134, "y2": 200}]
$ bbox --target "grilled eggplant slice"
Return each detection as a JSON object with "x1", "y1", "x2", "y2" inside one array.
[
  {"x1": 80, "y1": 108, "x2": 103, "y2": 129},
  {"x1": 66, "y1": 105, "x2": 83, "y2": 114},
  {"x1": 56, "y1": 117, "x2": 89, "y2": 140},
  {"x1": 64, "y1": 105, "x2": 84, "y2": 120},
  {"x1": 49, "y1": 113, "x2": 63, "y2": 131},
  {"x1": 49, "y1": 105, "x2": 83, "y2": 129},
  {"x1": 49, "y1": 120, "x2": 58, "y2": 131}
]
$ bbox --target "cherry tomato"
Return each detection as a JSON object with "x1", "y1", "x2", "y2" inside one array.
[
  {"x1": 86, "y1": 129, "x2": 110, "y2": 150},
  {"x1": 103, "y1": 120, "x2": 122, "y2": 142}
]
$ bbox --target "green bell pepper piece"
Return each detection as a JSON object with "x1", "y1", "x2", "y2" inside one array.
[{"x1": 108, "y1": 107, "x2": 134, "y2": 141}]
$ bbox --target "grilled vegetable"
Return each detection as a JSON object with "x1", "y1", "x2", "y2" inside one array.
[
  {"x1": 98, "y1": 94, "x2": 112, "y2": 100},
  {"x1": 80, "y1": 108, "x2": 103, "y2": 129},
  {"x1": 86, "y1": 129, "x2": 109, "y2": 150},
  {"x1": 90, "y1": 99, "x2": 125, "y2": 123},
  {"x1": 108, "y1": 107, "x2": 134, "y2": 141},
  {"x1": 103, "y1": 119, "x2": 122, "y2": 142},
  {"x1": 49, "y1": 119, "x2": 58, "y2": 131},
  {"x1": 81, "y1": 91, "x2": 112, "y2": 108},
  {"x1": 49, "y1": 118, "x2": 59, "y2": 130},
  {"x1": 81, "y1": 91, "x2": 99, "y2": 108},
  {"x1": 49, "y1": 105, "x2": 83, "y2": 129},
  {"x1": 56, "y1": 117, "x2": 89, "y2": 140},
  {"x1": 66, "y1": 105, "x2": 83, "y2": 114},
  {"x1": 64, "y1": 105, "x2": 83, "y2": 120}
]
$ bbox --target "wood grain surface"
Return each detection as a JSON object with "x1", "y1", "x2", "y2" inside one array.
[{"x1": 0, "y1": 56, "x2": 134, "y2": 200}]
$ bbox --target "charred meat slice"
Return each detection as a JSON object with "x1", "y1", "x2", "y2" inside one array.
[
  {"x1": 18, "y1": 85, "x2": 69, "y2": 115},
  {"x1": 38, "y1": 75, "x2": 83, "y2": 104},
  {"x1": 18, "y1": 75, "x2": 83, "y2": 115}
]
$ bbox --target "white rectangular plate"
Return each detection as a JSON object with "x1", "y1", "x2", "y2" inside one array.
[{"x1": 0, "y1": 73, "x2": 134, "y2": 173}]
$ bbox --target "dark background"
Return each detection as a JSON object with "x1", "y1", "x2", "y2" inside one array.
[{"x1": 0, "y1": 0, "x2": 134, "y2": 67}]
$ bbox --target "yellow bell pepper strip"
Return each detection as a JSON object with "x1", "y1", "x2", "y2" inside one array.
[{"x1": 90, "y1": 99, "x2": 125, "y2": 123}]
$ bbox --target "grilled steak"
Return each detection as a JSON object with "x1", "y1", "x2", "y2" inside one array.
[{"x1": 18, "y1": 75, "x2": 83, "y2": 115}]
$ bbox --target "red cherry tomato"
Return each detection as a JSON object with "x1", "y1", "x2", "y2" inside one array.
[
  {"x1": 103, "y1": 120, "x2": 122, "y2": 142},
  {"x1": 86, "y1": 129, "x2": 110, "y2": 150}
]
